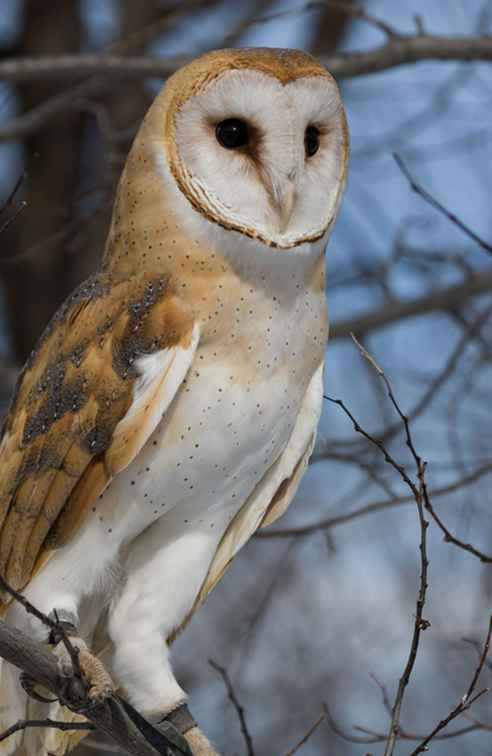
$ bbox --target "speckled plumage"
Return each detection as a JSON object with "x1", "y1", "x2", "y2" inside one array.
[{"x1": 0, "y1": 47, "x2": 348, "y2": 755}]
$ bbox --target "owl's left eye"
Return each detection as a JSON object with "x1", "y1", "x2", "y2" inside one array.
[
  {"x1": 215, "y1": 119, "x2": 250, "y2": 150},
  {"x1": 305, "y1": 125, "x2": 320, "y2": 157}
]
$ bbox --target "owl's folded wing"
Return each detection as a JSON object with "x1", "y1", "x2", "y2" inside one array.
[{"x1": 0, "y1": 272, "x2": 198, "y2": 598}]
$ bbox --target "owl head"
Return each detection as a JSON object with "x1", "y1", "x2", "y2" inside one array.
[
  {"x1": 158, "y1": 48, "x2": 349, "y2": 250},
  {"x1": 107, "y1": 48, "x2": 348, "y2": 271}
]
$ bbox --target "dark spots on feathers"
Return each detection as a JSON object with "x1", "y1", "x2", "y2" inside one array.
[
  {"x1": 112, "y1": 277, "x2": 173, "y2": 378},
  {"x1": 22, "y1": 374, "x2": 87, "y2": 446},
  {"x1": 82, "y1": 425, "x2": 111, "y2": 456}
]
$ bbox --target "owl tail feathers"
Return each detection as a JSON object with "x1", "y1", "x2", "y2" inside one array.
[{"x1": 0, "y1": 657, "x2": 87, "y2": 756}]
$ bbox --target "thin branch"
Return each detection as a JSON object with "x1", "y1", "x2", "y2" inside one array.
[
  {"x1": 353, "y1": 337, "x2": 492, "y2": 565},
  {"x1": 308, "y1": 0, "x2": 398, "y2": 37},
  {"x1": 0, "y1": 0, "x2": 209, "y2": 143},
  {"x1": 394, "y1": 153, "x2": 492, "y2": 256},
  {"x1": 323, "y1": 338, "x2": 431, "y2": 756},
  {"x1": 323, "y1": 703, "x2": 382, "y2": 744},
  {"x1": 423, "y1": 494, "x2": 492, "y2": 562},
  {"x1": 257, "y1": 457, "x2": 492, "y2": 538},
  {"x1": 0, "y1": 718, "x2": 94, "y2": 745},
  {"x1": 0, "y1": 174, "x2": 27, "y2": 234},
  {"x1": 324, "y1": 701, "x2": 483, "y2": 745},
  {"x1": 408, "y1": 616, "x2": 492, "y2": 755},
  {"x1": 209, "y1": 659, "x2": 255, "y2": 756},
  {"x1": 284, "y1": 712, "x2": 325, "y2": 755},
  {"x1": 0, "y1": 574, "x2": 81, "y2": 675}
]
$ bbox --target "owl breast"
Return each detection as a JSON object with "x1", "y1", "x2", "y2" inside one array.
[{"x1": 93, "y1": 270, "x2": 327, "y2": 545}]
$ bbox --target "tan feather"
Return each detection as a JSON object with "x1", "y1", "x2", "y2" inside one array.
[{"x1": 0, "y1": 272, "x2": 197, "y2": 603}]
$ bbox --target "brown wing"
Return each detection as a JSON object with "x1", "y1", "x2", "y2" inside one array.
[{"x1": 0, "y1": 272, "x2": 197, "y2": 597}]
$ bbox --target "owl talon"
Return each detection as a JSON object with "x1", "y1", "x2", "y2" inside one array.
[{"x1": 55, "y1": 636, "x2": 115, "y2": 704}]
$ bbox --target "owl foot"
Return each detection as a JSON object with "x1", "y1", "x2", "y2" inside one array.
[
  {"x1": 55, "y1": 636, "x2": 115, "y2": 703},
  {"x1": 152, "y1": 705, "x2": 219, "y2": 755}
]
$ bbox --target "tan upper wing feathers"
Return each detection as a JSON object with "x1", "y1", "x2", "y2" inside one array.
[{"x1": 0, "y1": 272, "x2": 196, "y2": 597}]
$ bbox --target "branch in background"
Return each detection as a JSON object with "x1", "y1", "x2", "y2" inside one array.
[
  {"x1": 394, "y1": 153, "x2": 492, "y2": 256},
  {"x1": 284, "y1": 712, "x2": 325, "y2": 756},
  {"x1": 209, "y1": 660, "x2": 255, "y2": 756},
  {"x1": 324, "y1": 339, "x2": 431, "y2": 756},
  {"x1": 0, "y1": 33, "x2": 491, "y2": 88},
  {"x1": 408, "y1": 615, "x2": 492, "y2": 755},
  {"x1": 0, "y1": 173, "x2": 27, "y2": 234},
  {"x1": 330, "y1": 269, "x2": 492, "y2": 339},
  {"x1": 323, "y1": 702, "x2": 485, "y2": 745},
  {"x1": 321, "y1": 345, "x2": 492, "y2": 752},
  {"x1": 327, "y1": 301, "x2": 492, "y2": 454},
  {"x1": 257, "y1": 458, "x2": 492, "y2": 539}
]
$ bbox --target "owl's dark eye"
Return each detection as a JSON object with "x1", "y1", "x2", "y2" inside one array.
[
  {"x1": 305, "y1": 125, "x2": 320, "y2": 157},
  {"x1": 215, "y1": 119, "x2": 249, "y2": 150}
]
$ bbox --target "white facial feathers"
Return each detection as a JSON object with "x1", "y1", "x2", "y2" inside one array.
[{"x1": 172, "y1": 68, "x2": 347, "y2": 248}]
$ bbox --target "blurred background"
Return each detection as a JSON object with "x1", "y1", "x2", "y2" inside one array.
[{"x1": 1, "y1": 1, "x2": 492, "y2": 754}]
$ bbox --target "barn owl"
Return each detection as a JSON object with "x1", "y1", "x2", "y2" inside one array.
[{"x1": 0, "y1": 47, "x2": 348, "y2": 755}]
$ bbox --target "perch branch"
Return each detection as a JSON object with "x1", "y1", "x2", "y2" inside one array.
[{"x1": 0, "y1": 575, "x2": 188, "y2": 756}]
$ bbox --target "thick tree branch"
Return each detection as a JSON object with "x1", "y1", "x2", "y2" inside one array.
[
  {"x1": 0, "y1": 33, "x2": 491, "y2": 87},
  {"x1": 324, "y1": 32, "x2": 492, "y2": 77}
]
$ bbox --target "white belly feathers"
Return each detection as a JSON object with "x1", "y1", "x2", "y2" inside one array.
[{"x1": 95, "y1": 347, "x2": 305, "y2": 544}]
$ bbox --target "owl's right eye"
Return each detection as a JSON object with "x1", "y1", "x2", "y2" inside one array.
[{"x1": 215, "y1": 119, "x2": 249, "y2": 150}]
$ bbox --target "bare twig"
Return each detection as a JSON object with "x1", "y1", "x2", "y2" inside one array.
[
  {"x1": 257, "y1": 458, "x2": 492, "y2": 538},
  {"x1": 323, "y1": 703, "x2": 381, "y2": 745},
  {"x1": 408, "y1": 616, "x2": 492, "y2": 755},
  {"x1": 0, "y1": 0, "x2": 208, "y2": 142},
  {"x1": 354, "y1": 338, "x2": 492, "y2": 565},
  {"x1": 0, "y1": 574, "x2": 81, "y2": 675},
  {"x1": 394, "y1": 153, "x2": 492, "y2": 256},
  {"x1": 0, "y1": 174, "x2": 27, "y2": 234},
  {"x1": 0, "y1": 718, "x2": 94, "y2": 745},
  {"x1": 324, "y1": 701, "x2": 483, "y2": 745},
  {"x1": 209, "y1": 659, "x2": 255, "y2": 756},
  {"x1": 307, "y1": 1, "x2": 398, "y2": 37},
  {"x1": 324, "y1": 338, "x2": 431, "y2": 756},
  {"x1": 284, "y1": 712, "x2": 325, "y2": 755}
]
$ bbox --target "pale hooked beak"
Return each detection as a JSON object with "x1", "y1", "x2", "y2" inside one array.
[{"x1": 276, "y1": 178, "x2": 296, "y2": 233}]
